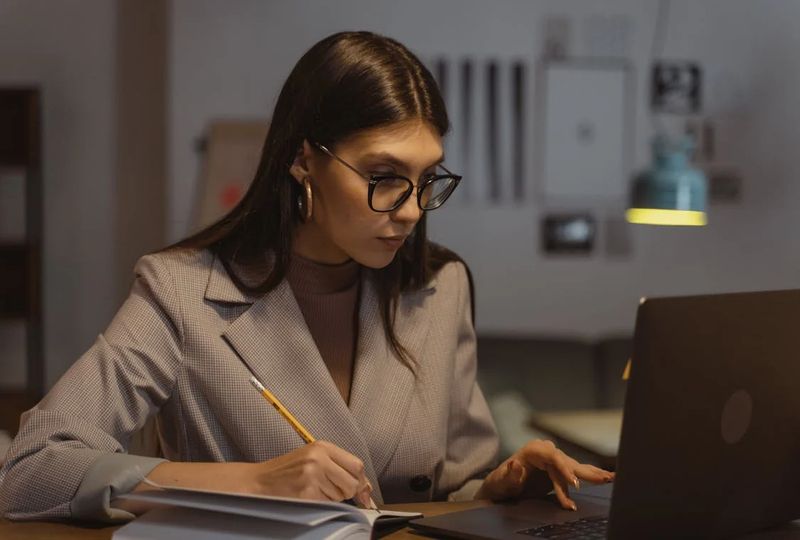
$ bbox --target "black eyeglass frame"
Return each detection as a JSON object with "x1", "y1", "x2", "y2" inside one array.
[{"x1": 312, "y1": 142, "x2": 462, "y2": 213}]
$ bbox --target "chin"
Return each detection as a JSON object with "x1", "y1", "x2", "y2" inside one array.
[{"x1": 352, "y1": 250, "x2": 397, "y2": 270}]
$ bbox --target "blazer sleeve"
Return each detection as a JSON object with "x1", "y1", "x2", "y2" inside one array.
[
  {"x1": 0, "y1": 254, "x2": 184, "y2": 522},
  {"x1": 437, "y1": 262, "x2": 500, "y2": 501}
]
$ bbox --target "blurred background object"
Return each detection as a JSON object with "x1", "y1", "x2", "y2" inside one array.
[
  {"x1": 626, "y1": 134, "x2": 708, "y2": 226},
  {"x1": 626, "y1": 0, "x2": 708, "y2": 226},
  {"x1": 0, "y1": 88, "x2": 42, "y2": 437},
  {"x1": 193, "y1": 120, "x2": 268, "y2": 231}
]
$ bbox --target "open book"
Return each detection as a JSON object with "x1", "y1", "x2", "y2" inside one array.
[{"x1": 112, "y1": 483, "x2": 421, "y2": 540}]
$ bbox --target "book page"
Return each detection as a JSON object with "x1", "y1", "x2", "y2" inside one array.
[
  {"x1": 359, "y1": 508, "x2": 422, "y2": 526},
  {"x1": 113, "y1": 506, "x2": 371, "y2": 540},
  {"x1": 119, "y1": 488, "x2": 354, "y2": 526},
  {"x1": 117, "y1": 483, "x2": 421, "y2": 528}
]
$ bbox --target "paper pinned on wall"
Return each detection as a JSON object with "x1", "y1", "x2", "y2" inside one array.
[{"x1": 539, "y1": 62, "x2": 632, "y2": 205}]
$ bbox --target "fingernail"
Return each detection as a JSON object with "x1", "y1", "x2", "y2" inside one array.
[
  {"x1": 515, "y1": 464, "x2": 525, "y2": 485},
  {"x1": 570, "y1": 503, "x2": 577, "y2": 511},
  {"x1": 573, "y1": 477, "x2": 580, "y2": 489}
]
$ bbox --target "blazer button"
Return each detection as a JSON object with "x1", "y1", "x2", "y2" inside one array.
[{"x1": 409, "y1": 474, "x2": 432, "y2": 492}]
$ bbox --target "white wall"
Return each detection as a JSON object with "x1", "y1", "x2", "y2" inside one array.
[
  {"x1": 169, "y1": 0, "x2": 800, "y2": 338},
  {"x1": 0, "y1": 0, "x2": 117, "y2": 385}
]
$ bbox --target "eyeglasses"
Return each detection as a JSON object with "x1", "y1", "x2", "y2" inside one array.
[{"x1": 313, "y1": 142, "x2": 462, "y2": 212}]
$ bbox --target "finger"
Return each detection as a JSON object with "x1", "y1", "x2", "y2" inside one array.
[
  {"x1": 356, "y1": 485, "x2": 374, "y2": 509},
  {"x1": 574, "y1": 463, "x2": 615, "y2": 484},
  {"x1": 320, "y1": 441, "x2": 369, "y2": 487},
  {"x1": 552, "y1": 452, "x2": 580, "y2": 491},
  {"x1": 517, "y1": 440, "x2": 556, "y2": 470},
  {"x1": 547, "y1": 465, "x2": 577, "y2": 511},
  {"x1": 589, "y1": 465, "x2": 615, "y2": 482},
  {"x1": 321, "y1": 458, "x2": 361, "y2": 501},
  {"x1": 512, "y1": 459, "x2": 528, "y2": 486},
  {"x1": 352, "y1": 480, "x2": 375, "y2": 509},
  {"x1": 479, "y1": 459, "x2": 524, "y2": 501},
  {"x1": 318, "y1": 473, "x2": 346, "y2": 502},
  {"x1": 501, "y1": 459, "x2": 527, "y2": 499}
]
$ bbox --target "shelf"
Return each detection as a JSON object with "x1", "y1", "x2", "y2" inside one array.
[
  {"x1": 0, "y1": 244, "x2": 28, "y2": 317},
  {"x1": 0, "y1": 90, "x2": 37, "y2": 167},
  {"x1": 0, "y1": 87, "x2": 43, "y2": 415},
  {"x1": 0, "y1": 242, "x2": 27, "y2": 250},
  {"x1": 0, "y1": 391, "x2": 37, "y2": 434}
]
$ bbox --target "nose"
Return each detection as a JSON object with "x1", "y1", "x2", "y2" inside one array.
[{"x1": 390, "y1": 189, "x2": 423, "y2": 224}]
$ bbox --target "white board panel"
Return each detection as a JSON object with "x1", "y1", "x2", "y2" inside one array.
[{"x1": 541, "y1": 63, "x2": 630, "y2": 203}]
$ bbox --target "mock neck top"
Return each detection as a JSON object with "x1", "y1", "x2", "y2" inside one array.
[{"x1": 286, "y1": 253, "x2": 361, "y2": 404}]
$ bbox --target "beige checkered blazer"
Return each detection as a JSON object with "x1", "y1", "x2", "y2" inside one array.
[{"x1": 0, "y1": 248, "x2": 498, "y2": 521}]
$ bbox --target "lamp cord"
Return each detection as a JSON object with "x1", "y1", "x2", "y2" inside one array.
[{"x1": 650, "y1": 0, "x2": 671, "y2": 136}]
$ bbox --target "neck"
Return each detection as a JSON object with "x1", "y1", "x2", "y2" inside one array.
[{"x1": 292, "y1": 223, "x2": 351, "y2": 264}]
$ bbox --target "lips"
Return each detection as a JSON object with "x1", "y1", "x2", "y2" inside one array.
[{"x1": 377, "y1": 235, "x2": 408, "y2": 249}]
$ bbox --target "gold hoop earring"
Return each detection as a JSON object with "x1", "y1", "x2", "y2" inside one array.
[{"x1": 297, "y1": 177, "x2": 313, "y2": 222}]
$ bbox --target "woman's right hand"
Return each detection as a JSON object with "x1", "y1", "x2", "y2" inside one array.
[
  {"x1": 243, "y1": 440, "x2": 374, "y2": 507},
  {"x1": 117, "y1": 441, "x2": 374, "y2": 516}
]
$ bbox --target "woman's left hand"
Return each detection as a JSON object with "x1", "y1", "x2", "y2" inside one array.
[{"x1": 475, "y1": 439, "x2": 614, "y2": 510}]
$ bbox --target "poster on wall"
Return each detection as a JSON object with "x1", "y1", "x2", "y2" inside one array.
[
  {"x1": 651, "y1": 61, "x2": 702, "y2": 114},
  {"x1": 194, "y1": 120, "x2": 269, "y2": 230},
  {"x1": 428, "y1": 56, "x2": 529, "y2": 206}
]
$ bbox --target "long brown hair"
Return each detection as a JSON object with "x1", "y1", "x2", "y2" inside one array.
[{"x1": 169, "y1": 31, "x2": 471, "y2": 368}]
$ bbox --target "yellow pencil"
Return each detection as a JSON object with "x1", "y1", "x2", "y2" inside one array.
[
  {"x1": 248, "y1": 376, "x2": 379, "y2": 511},
  {"x1": 250, "y1": 376, "x2": 316, "y2": 443}
]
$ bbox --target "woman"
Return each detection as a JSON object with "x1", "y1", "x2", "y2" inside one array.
[{"x1": 0, "y1": 31, "x2": 612, "y2": 522}]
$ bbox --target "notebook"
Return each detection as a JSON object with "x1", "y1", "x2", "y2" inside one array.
[{"x1": 112, "y1": 483, "x2": 421, "y2": 540}]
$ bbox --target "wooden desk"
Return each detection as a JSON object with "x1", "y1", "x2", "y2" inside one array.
[
  {"x1": 0, "y1": 500, "x2": 491, "y2": 540},
  {"x1": 4, "y1": 501, "x2": 800, "y2": 539}
]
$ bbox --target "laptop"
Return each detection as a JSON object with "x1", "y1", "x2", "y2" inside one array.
[{"x1": 410, "y1": 289, "x2": 800, "y2": 539}]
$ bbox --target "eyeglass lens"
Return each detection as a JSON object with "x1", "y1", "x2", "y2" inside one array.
[{"x1": 372, "y1": 176, "x2": 458, "y2": 211}]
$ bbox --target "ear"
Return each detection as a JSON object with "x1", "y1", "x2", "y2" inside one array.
[{"x1": 289, "y1": 139, "x2": 314, "y2": 185}]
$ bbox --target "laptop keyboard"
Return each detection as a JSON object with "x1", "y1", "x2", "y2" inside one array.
[{"x1": 517, "y1": 515, "x2": 608, "y2": 539}]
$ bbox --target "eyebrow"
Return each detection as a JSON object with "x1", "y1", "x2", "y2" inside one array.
[{"x1": 359, "y1": 151, "x2": 445, "y2": 171}]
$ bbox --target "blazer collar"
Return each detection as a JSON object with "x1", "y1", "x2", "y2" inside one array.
[
  {"x1": 204, "y1": 254, "x2": 261, "y2": 304},
  {"x1": 204, "y1": 252, "x2": 440, "y2": 304},
  {"x1": 348, "y1": 276, "x2": 435, "y2": 477},
  {"x1": 211, "y1": 253, "x2": 437, "y2": 501}
]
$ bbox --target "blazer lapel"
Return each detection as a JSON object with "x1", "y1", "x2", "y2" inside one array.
[
  {"x1": 214, "y1": 259, "x2": 383, "y2": 501},
  {"x1": 349, "y1": 274, "x2": 436, "y2": 477}
]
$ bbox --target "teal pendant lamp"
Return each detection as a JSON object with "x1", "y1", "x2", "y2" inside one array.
[{"x1": 626, "y1": 135, "x2": 708, "y2": 226}]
